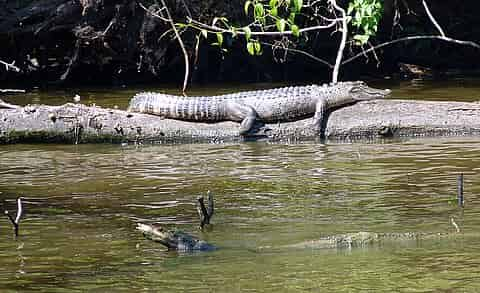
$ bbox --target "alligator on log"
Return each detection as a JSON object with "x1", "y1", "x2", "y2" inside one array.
[
  {"x1": 127, "y1": 81, "x2": 390, "y2": 135},
  {"x1": 3, "y1": 82, "x2": 480, "y2": 143},
  {"x1": 136, "y1": 223, "x2": 453, "y2": 252}
]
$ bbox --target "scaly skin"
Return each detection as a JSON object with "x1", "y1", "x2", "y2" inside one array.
[
  {"x1": 137, "y1": 224, "x2": 452, "y2": 252},
  {"x1": 127, "y1": 81, "x2": 391, "y2": 135},
  {"x1": 137, "y1": 223, "x2": 216, "y2": 251}
]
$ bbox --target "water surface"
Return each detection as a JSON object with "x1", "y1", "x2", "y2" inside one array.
[{"x1": 1, "y1": 79, "x2": 480, "y2": 292}]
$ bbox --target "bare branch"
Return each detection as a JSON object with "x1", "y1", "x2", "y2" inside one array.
[
  {"x1": 342, "y1": 35, "x2": 480, "y2": 65},
  {"x1": 3, "y1": 197, "x2": 23, "y2": 237},
  {"x1": 187, "y1": 17, "x2": 340, "y2": 37},
  {"x1": 0, "y1": 89, "x2": 25, "y2": 94},
  {"x1": 138, "y1": 2, "x2": 168, "y2": 22},
  {"x1": 422, "y1": 0, "x2": 445, "y2": 37},
  {"x1": 139, "y1": 2, "x2": 190, "y2": 93},
  {"x1": 0, "y1": 98, "x2": 22, "y2": 109},
  {"x1": 329, "y1": 0, "x2": 348, "y2": 83},
  {"x1": 260, "y1": 41, "x2": 333, "y2": 68},
  {"x1": 0, "y1": 60, "x2": 21, "y2": 72}
]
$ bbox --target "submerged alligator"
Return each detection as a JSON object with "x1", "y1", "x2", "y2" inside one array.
[
  {"x1": 137, "y1": 223, "x2": 216, "y2": 251},
  {"x1": 128, "y1": 81, "x2": 391, "y2": 135},
  {"x1": 137, "y1": 223, "x2": 451, "y2": 252}
]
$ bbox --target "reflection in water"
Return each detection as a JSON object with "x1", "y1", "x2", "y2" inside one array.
[{"x1": 1, "y1": 138, "x2": 480, "y2": 291}]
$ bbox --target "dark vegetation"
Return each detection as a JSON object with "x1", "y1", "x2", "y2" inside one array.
[{"x1": 1, "y1": 0, "x2": 479, "y2": 87}]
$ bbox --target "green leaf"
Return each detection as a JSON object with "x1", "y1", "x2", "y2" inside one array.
[
  {"x1": 216, "y1": 33, "x2": 223, "y2": 46},
  {"x1": 353, "y1": 34, "x2": 369, "y2": 45},
  {"x1": 288, "y1": 12, "x2": 296, "y2": 23},
  {"x1": 247, "y1": 42, "x2": 255, "y2": 55},
  {"x1": 292, "y1": 0, "x2": 302, "y2": 13},
  {"x1": 244, "y1": 1, "x2": 252, "y2": 15},
  {"x1": 276, "y1": 18, "x2": 286, "y2": 32},
  {"x1": 243, "y1": 26, "x2": 252, "y2": 41},
  {"x1": 254, "y1": 41, "x2": 262, "y2": 55},
  {"x1": 291, "y1": 24, "x2": 300, "y2": 37},
  {"x1": 254, "y1": 3, "x2": 265, "y2": 20},
  {"x1": 270, "y1": 6, "x2": 278, "y2": 17},
  {"x1": 269, "y1": 0, "x2": 278, "y2": 9}
]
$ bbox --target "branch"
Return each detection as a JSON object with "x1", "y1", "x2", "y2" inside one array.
[
  {"x1": 0, "y1": 98, "x2": 21, "y2": 109},
  {"x1": 329, "y1": 0, "x2": 348, "y2": 83},
  {"x1": 3, "y1": 197, "x2": 23, "y2": 237},
  {"x1": 0, "y1": 60, "x2": 21, "y2": 73},
  {"x1": 342, "y1": 35, "x2": 480, "y2": 65},
  {"x1": 197, "y1": 191, "x2": 214, "y2": 229},
  {"x1": 260, "y1": 41, "x2": 334, "y2": 68},
  {"x1": 187, "y1": 17, "x2": 340, "y2": 37},
  {"x1": 139, "y1": 2, "x2": 190, "y2": 93},
  {"x1": 422, "y1": 0, "x2": 445, "y2": 37}
]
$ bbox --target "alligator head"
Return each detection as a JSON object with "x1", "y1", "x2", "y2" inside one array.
[
  {"x1": 346, "y1": 81, "x2": 391, "y2": 101},
  {"x1": 137, "y1": 223, "x2": 214, "y2": 251},
  {"x1": 137, "y1": 223, "x2": 182, "y2": 249}
]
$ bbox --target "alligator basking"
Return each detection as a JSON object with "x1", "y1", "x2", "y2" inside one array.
[
  {"x1": 137, "y1": 223, "x2": 451, "y2": 252},
  {"x1": 128, "y1": 81, "x2": 391, "y2": 135}
]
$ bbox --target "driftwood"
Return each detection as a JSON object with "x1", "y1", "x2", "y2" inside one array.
[{"x1": 1, "y1": 99, "x2": 480, "y2": 144}]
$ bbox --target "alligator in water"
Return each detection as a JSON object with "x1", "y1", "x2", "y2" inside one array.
[
  {"x1": 128, "y1": 81, "x2": 391, "y2": 135},
  {"x1": 137, "y1": 223, "x2": 216, "y2": 252},
  {"x1": 137, "y1": 223, "x2": 452, "y2": 252}
]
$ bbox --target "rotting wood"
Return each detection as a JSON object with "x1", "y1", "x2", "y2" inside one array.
[{"x1": 2, "y1": 99, "x2": 480, "y2": 144}]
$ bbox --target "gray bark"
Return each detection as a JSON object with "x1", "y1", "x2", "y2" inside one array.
[{"x1": 1, "y1": 99, "x2": 480, "y2": 144}]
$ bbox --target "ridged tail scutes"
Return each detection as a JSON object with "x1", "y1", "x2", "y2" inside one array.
[{"x1": 128, "y1": 92, "x2": 224, "y2": 122}]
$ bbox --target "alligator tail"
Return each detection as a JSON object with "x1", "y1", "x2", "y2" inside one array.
[{"x1": 128, "y1": 92, "x2": 225, "y2": 122}]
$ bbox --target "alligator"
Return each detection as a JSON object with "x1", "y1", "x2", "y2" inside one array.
[
  {"x1": 128, "y1": 81, "x2": 391, "y2": 135},
  {"x1": 272, "y1": 231, "x2": 451, "y2": 250},
  {"x1": 137, "y1": 223, "x2": 452, "y2": 252},
  {"x1": 136, "y1": 223, "x2": 216, "y2": 252}
]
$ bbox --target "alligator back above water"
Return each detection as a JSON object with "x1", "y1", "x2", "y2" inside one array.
[
  {"x1": 128, "y1": 81, "x2": 391, "y2": 135},
  {"x1": 137, "y1": 223, "x2": 452, "y2": 252},
  {"x1": 275, "y1": 231, "x2": 450, "y2": 250}
]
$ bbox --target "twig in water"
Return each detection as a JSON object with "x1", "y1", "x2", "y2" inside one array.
[
  {"x1": 457, "y1": 173, "x2": 464, "y2": 207},
  {"x1": 450, "y1": 217, "x2": 460, "y2": 233},
  {"x1": 4, "y1": 197, "x2": 23, "y2": 237},
  {"x1": 197, "y1": 190, "x2": 214, "y2": 229}
]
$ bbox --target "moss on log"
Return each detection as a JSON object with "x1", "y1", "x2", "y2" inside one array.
[{"x1": 1, "y1": 99, "x2": 480, "y2": 144}]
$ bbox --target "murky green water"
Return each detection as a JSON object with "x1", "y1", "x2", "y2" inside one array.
[{"x1": 1, "y1": 79, "x2": 480, "y2": 292}]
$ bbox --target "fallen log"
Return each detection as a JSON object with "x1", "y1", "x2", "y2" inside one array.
[{"x1": 1, "y1": 99, "x2": 480, "y2": 144}]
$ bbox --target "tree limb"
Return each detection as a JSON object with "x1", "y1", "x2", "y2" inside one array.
[
  {"x1": 342, "y1": 35, "x2": 480, "y2": 65},
  {"x1": 422, "y1": 0, "x2": 445, "y2": 37},
  {"x1": 329, "y1": 0, "x2": 348, "y2": 83},
  {"x1": 139, "y1": 2, "x2": 190, "y2": 93},
  {"x1": 0, "y1": 60, "x2": 21, "y2": 72}
]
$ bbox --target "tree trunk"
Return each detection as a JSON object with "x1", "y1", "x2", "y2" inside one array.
[{"x1": 1, "y1": 99, "x2": 480, "y2": 144}]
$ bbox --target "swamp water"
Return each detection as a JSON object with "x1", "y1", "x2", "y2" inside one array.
[{"x1": 1, "y1": 79, "x2": 480, "y2": 292}]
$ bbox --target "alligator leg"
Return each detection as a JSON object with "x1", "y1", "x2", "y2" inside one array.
[
  {"x1": 227, "y1": 102, "x2": 259, "y2": 135},
  {"x1": 312, "y1": 98, "x2": 328, "y2": 136}
]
